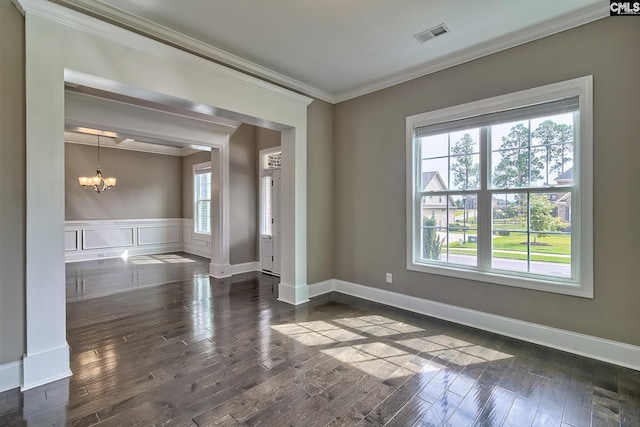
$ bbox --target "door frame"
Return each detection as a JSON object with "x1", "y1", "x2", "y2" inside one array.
[
  {"x1": 17, "y1": 0, "x2": 312, "y2": 391},
  {"x1": 258, "y1": 146, "x2": 282, "y2": 275}
]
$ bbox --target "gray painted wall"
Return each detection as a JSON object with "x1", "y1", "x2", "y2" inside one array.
[
  {"x1": 307, "y1": 100, "x2": 334, "y2": 283},
  {"x1": 0, "y1": 0, "x2": 25, "y2": 365},
  {"x1": 256, "y1": 126, "x2": 281, "y2": 152},
  {"x1": 230, "y1": 124, "x2": 258, "y2": 264},
  {"x1": 65, "y1": 144, "x2": 183, "y2": 220},
  {"x1": 334, "y1": 17, "x2": 640, "y2": 346}
]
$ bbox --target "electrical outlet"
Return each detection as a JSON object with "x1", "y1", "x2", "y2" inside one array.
[{"x1": 385, "y1": 273, "x2": 393, "y2": 283}]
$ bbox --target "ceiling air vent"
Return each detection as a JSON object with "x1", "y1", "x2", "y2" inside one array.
[{"x1": 413, "y1": 24, "x2": 450, "y2": 43}]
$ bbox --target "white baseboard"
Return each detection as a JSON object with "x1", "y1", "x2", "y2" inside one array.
[
  {"x1": 308, "y1": 278, "x2": 640, "y2": 371},
  {"x1": 22, "y1": 345, "x2": 72, "y2": 391},
  {"x1": 183, "y1": 246, "x2": 211, "y2": 259},
  {"x1": 308, "y1": 279, "x2": 335, "y2": 298},
  {"x1": 0, "y1": 360, "x2": 22, "y2": 393},
  {"x1": 278, "y1": 282, "x2": 310, "y2": 305},
  {"x1": 231, "y1": 261, "x2": 259, "y2": 275}
]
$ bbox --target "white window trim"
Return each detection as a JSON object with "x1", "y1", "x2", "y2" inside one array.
[
  {"x1": 406, "y1": 76, "x2": 593, "y2": 298},
  {"x1": 193, "y1": 161, "x2": 212, "y2": 236}
]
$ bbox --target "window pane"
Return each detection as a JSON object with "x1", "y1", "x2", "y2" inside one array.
[
  {"x1": 529, "y1": 113, "x2": 575, "y2": 187},
  {"x1": 420, "y1": 158, "x2": 449, "y2": 192},
  {"x1": 492, "y1": 193, "x2": 528, "y2": 273},
  {"x1": 420, "y1": 134, "x2": 448, "y2": 158},
  {"x1": 492, "y1": 192, "x2": 571, "y2": 278},
  {"x1": 194, "y1": 170, "x2": 211, "y2": 234},
  {"x1": 491, "y1": 120, "x2": 538, "y2": 188},
  {"x1": 420, "y1": 195, "x2": 477, "y2": 266},
  {"x1": 262, "y1": 176, "x2": 273, "y2": 236},
  {"x1": 450, "y1": 153, "x2": 480, "y2": 190},
  {"x1": 529, "y1": 192, "x2": 571, "y2": 278},
  {"x1": 444, "y1": 194, "x2": 477, "y2": 266},
  {"x1": 196, "y1": 201, "x2": 210, "y2": 233}
]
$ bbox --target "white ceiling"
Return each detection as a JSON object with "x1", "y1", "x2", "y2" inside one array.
[{"x1": 57, "y1": 0, "x2": 607, "y2": 102}]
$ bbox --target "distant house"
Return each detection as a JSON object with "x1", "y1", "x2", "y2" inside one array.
[
  {"x1": 551, "y1": 167, "x2": 572, "y2": 222},
  {"x1": 421, "y1": 171, "x2": 456, "y2": 227}
]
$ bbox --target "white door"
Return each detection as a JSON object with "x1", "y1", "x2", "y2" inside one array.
[
  {"x1": 272, "y1": 169, "x2": 281, "y2": 275},
  {"x1": 260, "y1": 170, "x2": 281, "y2": 275}
]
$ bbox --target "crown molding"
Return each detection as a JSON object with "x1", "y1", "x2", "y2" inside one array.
[
  {"x1": 16, "y1": 0, "x2": 608, "y2": 105},
  {"x1": 332, "y1": 2, "x2": 609, "y2": 103},
  {"x1": 43, "y1": 0, "x2": 334, "y2": 103},
  {"x1": 13, "y1": 0, "x2": 314, "y2": 106}
]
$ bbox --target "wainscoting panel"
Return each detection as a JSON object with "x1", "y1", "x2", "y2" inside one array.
[
  {"x1": 83, "y1": 227, "x2": 134, "y2": 250},
  {"x1": 65, "y1": 219, "x2": 183, "y2": 263},
  {"x1": 64, "y1": 230, "x2": 78, "y2": 252},
  {"x1": 138, "y1": 225, "x2": 181, "y2": 246},
  {"x1": 182, "y1": 219, "x2": 211, "y2": 258}
]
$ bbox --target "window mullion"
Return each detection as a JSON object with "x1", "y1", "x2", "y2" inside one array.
[{"x1": 477, "y1": 126, "x2": 492, "y2": 270}]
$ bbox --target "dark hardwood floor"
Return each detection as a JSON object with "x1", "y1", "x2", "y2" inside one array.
[{"x1": 1, "y1": 253, "x2": 639, "y2": 426}]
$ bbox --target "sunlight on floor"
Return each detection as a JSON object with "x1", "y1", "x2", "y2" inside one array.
[
  {"x1": 128, "y1": 254, "x2": 198, "y2": 265},
  {"x1": 270, "y1": 315, "x2": 513, "y2": 380}
]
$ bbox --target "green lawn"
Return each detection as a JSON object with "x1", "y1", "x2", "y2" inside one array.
[
  {"x1": 447, "y1": 248, "x2": 569, "y2": 264},
  {"x1": 445, "y1": 231, "x2": 571, "y2": 263}
]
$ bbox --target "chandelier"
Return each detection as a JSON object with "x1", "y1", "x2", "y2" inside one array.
[{"x1": 78, "y1": 135, "x2": 116, "y2": 193}]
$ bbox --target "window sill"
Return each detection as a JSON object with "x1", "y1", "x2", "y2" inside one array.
[{"x1": 407, "y1": 261, "x2": 592, "y2": 298}]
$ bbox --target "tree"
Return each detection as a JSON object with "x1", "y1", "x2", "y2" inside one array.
[
  {"x1": 531, "y1": 120, "x2": 556, "y2": 185},
  {"x1": 493, "y1": 124, "x2": 543, "y2": 221},
  {"x1": 451, "y1": 133, "x2": 479, "y2": 190},
  {"x1": 532, "y1": 120, "x2": 574, "y2": 183},
  {"x1": 551, "y1": 123, "x2": 573, "y2": 174},
  {"x1": 529, "y1": 194, "x2": 564, "y2": 243},
  {"x1": 423, "y1": 217, "x2": 444, "y2": 260},
  {"x1": 493, "y1": 124, "x2": 543, "y2": 188},
  {"x1": 451, "y1": 133, "x2": 479, "y2": 242}
]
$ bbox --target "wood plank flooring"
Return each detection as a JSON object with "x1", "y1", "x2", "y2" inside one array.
[{"x1": 1, "y1": 254, "x2": 639, "y2": 426}]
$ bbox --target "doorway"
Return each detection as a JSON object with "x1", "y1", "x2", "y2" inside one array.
[
  {"x1": 260, "y1": 147, "x2": 282, "y2": 276},
  {"x1": 21, "y1": 2, "x2": 311, "y2": 391}
]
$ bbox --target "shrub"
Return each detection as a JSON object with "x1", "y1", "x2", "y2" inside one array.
[{"x1": 422, "y1": 217, "x2": 444, "y2": 260}]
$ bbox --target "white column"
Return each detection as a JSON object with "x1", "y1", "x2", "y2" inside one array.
[
  {"x1": 22, "y1": 18, "x2": 71, "y2": 390},
  {"x1": 278, "y1": 127, "x2": 309, "y2": 305},
  {"x1": 210, "y1": 139, "x2": 232, "y2": 278}
]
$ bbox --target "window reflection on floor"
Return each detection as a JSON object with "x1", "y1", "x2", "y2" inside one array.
[
  {"x1": 66, "y1": 252, "x2": 208, "y2": 302},
  {"x1": 271, "y1": 315, "x2": 513, "y2": 380}
]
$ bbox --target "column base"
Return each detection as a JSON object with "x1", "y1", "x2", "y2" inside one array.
[
  {"x1": 277, "y1": 282, "x2": 310, "y2": 305},
  {"x1": 210, "y1": 263, "x2": 232, "y2": 278}
]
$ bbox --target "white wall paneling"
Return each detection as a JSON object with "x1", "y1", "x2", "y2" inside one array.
[
  {"x1": 182, "y1": 219, "x2": 212, "y2": 259},
  {"x1": 137, "y1": 225, "x2": 181, "y2": 246},
  {"x1": 64, "y1": 230, "x2": 78, "y2": 252},
  {"x1": 65, "y1": 219, "x2": 183, "y2": 262},
  {"x1": 83, "y1": 228, "x2": 134, "y2": 250}
]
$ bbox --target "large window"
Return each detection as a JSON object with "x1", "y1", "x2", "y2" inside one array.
[
  {"x1": 406, "y1": 77, "x2": 593, "y2": 297},
  {"x1": 194, "y1": 162, "x2": 211, "y2": 234}
]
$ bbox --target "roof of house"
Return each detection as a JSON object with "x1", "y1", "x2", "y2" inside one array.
[
  {"x1": 555, "y1": 167, "x2": 573, "y2": 182},
  {"x1": 421, "y1": 171, "x2": 457, "y2": 208},
  {"x1": 422, "y1": 171, "x2": 438, "y2": 190}
]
